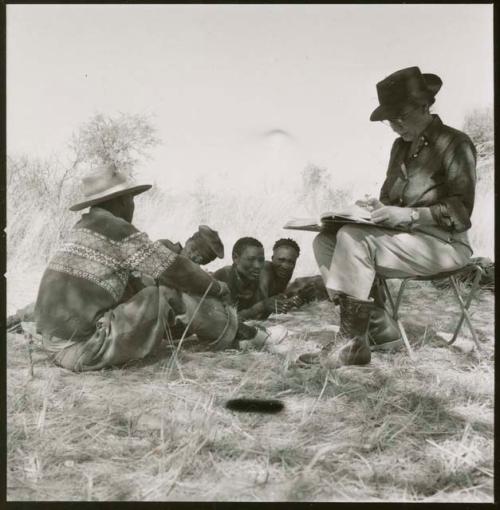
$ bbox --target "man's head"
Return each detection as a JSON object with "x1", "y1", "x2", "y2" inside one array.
[
  {"x1": 272, "y1": 238, "x2": 300, "y2": 280},
  {"x1": 69, "y1": 164, "x2": 151, "y2": 219},
  {"x1": 232, "y1": 237, "x2": 265, "y2": 281},
  {"x1": 96, "y1": 193, "x2": 136, "y2": 223},
  {"x1": 183, "y1": 226, "x2": 224, "y2": 265}
]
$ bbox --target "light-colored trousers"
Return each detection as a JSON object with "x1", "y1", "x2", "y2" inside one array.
[{"x1": 313, "y1": 225, "x2": 472, "y2": 301}]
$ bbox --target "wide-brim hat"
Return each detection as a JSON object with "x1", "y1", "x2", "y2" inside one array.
[
  {"x1": 69, "y1": 164, "x2": 152, "y2": 211},
  {"x1": 370, "y1": 66, "x2": 442, "y2": 122},
  {"x1": 197, "y1": 225, "x2": 224, "y2": 259}
]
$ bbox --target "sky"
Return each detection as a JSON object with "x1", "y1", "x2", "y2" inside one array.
[{"x1": 7, "y1": 4, "x2": 494, "y2": 195}]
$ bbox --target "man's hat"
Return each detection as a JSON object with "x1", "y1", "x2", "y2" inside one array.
[
  {"x1": 69, "y1": 164, "x2": 152, "y2": 211},
  {"x1": 196, "y1": 225, "x2": 224, "y2": 259},
  {"x1": 370, "y1": 66, "x2": 442, "y2": 122}
]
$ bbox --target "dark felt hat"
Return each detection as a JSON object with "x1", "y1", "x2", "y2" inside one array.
[
  {"x1": 196, "y1": 225, "x2": 224, "y2": 259},
  {"x1": 370, "y1": 66, "x2": 442, "y2": 122}
]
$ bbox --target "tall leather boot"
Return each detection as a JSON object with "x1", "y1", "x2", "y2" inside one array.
[
  {"x1": 297, "y1": 294, "x2": 374, "y2": 367},
  {"x1": 366, "y1": 280, "x2": 403, "y2": 352},
  {"x1": 336, "y1": 281, "x2": 385, "y2": 338},
  {"x1": 322, "y1": 294, "x2": 374, "y2": 368}
]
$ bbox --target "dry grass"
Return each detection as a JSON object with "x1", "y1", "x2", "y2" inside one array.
[{"x1": 6, "y1": 282, "x2": 494, "y2": 502}]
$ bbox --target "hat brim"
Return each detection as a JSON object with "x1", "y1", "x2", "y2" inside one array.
[
  {"x1": 198, "y1": 226, "x2": 224, "y2": 258},
  {"x1": 203, "y1": 244, "x2": 224, "y2": 259},
  {"x1": 370, "y1": 72, "x2": 442, "y2": 122},
  {"x1": 69, "y1": 184, "x2": 152, "y2": 212},
  {"x1": 370, "y1": 104, "x2": 401, "y2": 122},
  {"x1": 211, "y1": 246, "x2": 225, "y2": 259}
]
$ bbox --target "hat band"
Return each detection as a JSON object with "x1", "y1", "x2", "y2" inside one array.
[{"x1": 80, "y1": 181, "x2": 140, "y2": 203}]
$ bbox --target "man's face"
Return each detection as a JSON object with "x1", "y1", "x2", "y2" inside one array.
[
  {"x1": 183, "y1": 238, "x2": 215, "y2": 265},
  {"x1": 234, "y1": 245, "x2": 265, "y2": 281},
  {"x1": 272, "y1": 246, "x2": 298, "y2": 279}
]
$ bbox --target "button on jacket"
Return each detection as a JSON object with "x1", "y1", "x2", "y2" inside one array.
[{"x1": 379, "y1": 115, "x2": 476, "y2": 248}]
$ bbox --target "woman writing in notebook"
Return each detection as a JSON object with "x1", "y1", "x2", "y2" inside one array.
[{"x1": 299, "y1": 66, "x2": 477, "y2": 368}]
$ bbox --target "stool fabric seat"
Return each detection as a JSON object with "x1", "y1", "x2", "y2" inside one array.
[
  {"x1": 376, "y1": 263, "x2": 483, "y2": 357},
  {"x1": 383, "y1": 265, "x2": 480, "y2": 282}
]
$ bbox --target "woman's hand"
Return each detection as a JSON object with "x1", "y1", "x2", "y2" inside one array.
[
  {"x1": 371, "y1": 206, "x2": 412, "y2": 228},
  {"x1": 355, "y1": 196, "x2": 384, "y2": 212}
]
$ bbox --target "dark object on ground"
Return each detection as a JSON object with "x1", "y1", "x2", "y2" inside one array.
[
  {"x1": 431, "y1": 258, "x2": 494, "y2": 291},
  {"x1": 286, "y1": 275, "x2": 329, "y2": 302},
  {"x1": 225, "y1": 398, "x2": 284, "y2": 414}
]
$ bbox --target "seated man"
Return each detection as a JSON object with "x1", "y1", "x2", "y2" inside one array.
[
  {"x1": 261, "y1": 238, "x2": 328, "y2": 309},
  {"x1": 33, "y1": 165, "x2": 272, "y2": 372},
  {"x1": 159, "y1": 225, "x2": 224, "y2": 265},
  {"x1": 213, "y1": 237, "x2": 291, "y2": 320}
]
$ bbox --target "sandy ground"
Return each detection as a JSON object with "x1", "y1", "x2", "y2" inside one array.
[{"x1": 6, "y1": 280, "x2": 494, "y2": 502}]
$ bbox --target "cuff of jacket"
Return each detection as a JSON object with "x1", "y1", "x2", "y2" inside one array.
[{"x1": 158, "y1": 255, "x2": 220, "y2": 297}]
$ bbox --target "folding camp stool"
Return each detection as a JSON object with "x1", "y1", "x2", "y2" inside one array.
[{"x1": 376, "y1": 264, "x2": 483, "y2": 357}]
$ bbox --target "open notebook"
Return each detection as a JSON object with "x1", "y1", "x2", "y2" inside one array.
[{"x1": 284, "y1": 204, "x2": 383, "y2": 232}]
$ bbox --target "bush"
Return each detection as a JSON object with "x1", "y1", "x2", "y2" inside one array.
[
  {"x1": 300, "y1": 164, "x2": 352, "y2": 217},
  {"x1": 6, "y1": 110, "x2": 495, "y2": 314},
  {"x1": 462, "y1": 107, "x2": 493, "y2": 158}
]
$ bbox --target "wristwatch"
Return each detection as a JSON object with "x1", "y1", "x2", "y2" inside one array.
[{"x1": 409, "y1": 208, "x2": 420, "y2": 229}]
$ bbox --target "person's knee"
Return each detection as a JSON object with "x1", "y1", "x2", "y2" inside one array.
[
  {"x1": 336, "y1": 225, "x2": 367, "y2": 245},
  {"x1": 158, "y1": 286, "x2": 185, "y2": 321}
]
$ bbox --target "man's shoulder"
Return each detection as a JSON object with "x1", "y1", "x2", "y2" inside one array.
[
  {"x1": 260, "y1": 261, "x2": 273, "y2": 280},
  {"x1": 213, "y1": 265, "x2": 233, "y2": 281},
  {"x1": 158, "y1": 238, "x2": 182, "y2": 254},
  {"x1": 76, "y1": 207, "x2": 139, "y2": 242},
  {"x1": 262, "y1": 261, "x2": 273, "y2": 270}
]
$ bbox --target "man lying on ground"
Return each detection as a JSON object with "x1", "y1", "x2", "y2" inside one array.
[
  {"x1": 259, "y1": 238, "x2": 300, "y2": 298},
  {"x1": 260, "y1": 238, "x2": 328, "y2": 308},
  {"x1": 213, "y1": 237, "x2": 322, "y2": 321},
  {"x1": 159, "y1": 225, "x2": 224, "y2": 266},
  {"x1": 131, "y1": 225, "x2": 224, "y2": 289},
  {"x1": 32, "y1": 165, "x2": 280, "y2": 372},
  {"x1": 213, "y1": 237, "x2": 292, "y2": 320}
]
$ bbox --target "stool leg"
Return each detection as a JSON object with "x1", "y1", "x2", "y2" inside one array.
[
  {"x1": 396, "y1": 318, "x2": 414, "y2": 358},
  {"x1": 381, "y1": 279, "x2": 413, "y2": 357},
  {"x1": 381, "y1": 279, "x2": 397, "y2": 318},
  {"x1": 449, "y1": 270, "x2": 482, "y2": 350},
  {"x1": 394, "y1": 280, "x2": 408, "y2": 321}
]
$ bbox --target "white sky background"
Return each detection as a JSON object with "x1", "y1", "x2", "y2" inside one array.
[{"x1": 7, "y1": 4, "x2": 493, "y2": 196}]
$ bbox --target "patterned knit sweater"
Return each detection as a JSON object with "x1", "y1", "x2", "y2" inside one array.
[{"x1": 35, "y1": 207, "x2": 219, "y2": 342}]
